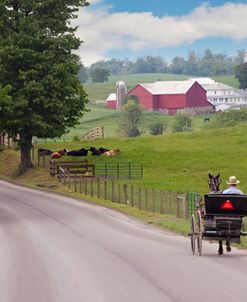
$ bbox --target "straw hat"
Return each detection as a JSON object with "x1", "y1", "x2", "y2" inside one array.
[{"x1": 226, "y1": 176, "x2": 240, "y2": 185}]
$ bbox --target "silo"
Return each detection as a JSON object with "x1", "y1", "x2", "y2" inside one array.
[{"x1": 116, "y1": 81, "x2": 127, "y2": 109}]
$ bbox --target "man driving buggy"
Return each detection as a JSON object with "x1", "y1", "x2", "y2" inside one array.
[
  {"x1": 216, "y1": 175, "x2": 244, "y2": 254},
  {"x1": 222, "y1": 176, "x2": 244, "y2": 195}
]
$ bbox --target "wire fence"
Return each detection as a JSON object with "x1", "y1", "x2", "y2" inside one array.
[{"x1": 59, "y1": 174, "x2": 202, "y2": 219}]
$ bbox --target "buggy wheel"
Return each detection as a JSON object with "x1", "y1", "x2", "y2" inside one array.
[
  {"x1": 190, "y1": 214, "x2": 196, "y2": 255},
  {"x1": 197, "y1": 210, "x2": 202, "y2": 256}
]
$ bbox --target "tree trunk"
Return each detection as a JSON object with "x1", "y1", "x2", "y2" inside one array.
[{"x1": 19, "y1": 133, "x2": 33, "y2": 174}]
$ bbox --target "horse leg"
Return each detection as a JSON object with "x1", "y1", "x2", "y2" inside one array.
[
  {"x1": 218, "y1": 240, "x2": 223, "y2": 255},
  {"x1": 226, "y1": 240, "x2": 231, "y2": 252}
]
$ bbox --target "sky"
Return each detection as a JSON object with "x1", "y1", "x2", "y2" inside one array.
[{"x1": 74, "y1": 0, "x2": 247, "y2": 66}]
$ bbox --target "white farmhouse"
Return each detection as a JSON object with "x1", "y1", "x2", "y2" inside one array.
[{"x1": 189, "y1": 77, "x2": 247, "y2": 110}]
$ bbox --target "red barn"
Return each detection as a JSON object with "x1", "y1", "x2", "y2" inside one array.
[
  {"x1": 106, "y1": 93, "x2": 117, "y2": 109},
  {"x1": 127, "y1": 80, "x2": 214, "y2": 115}
]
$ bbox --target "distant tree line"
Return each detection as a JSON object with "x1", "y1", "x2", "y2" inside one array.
[{"x1": 78, "y1": 49, "x2": 247, "y2": 83}]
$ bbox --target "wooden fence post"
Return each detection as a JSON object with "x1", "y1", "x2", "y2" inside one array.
[
  {"x1": 97, "y1": 177, "x2": 101, "y2": 199},
  {"x1": 176, "y1": 193, "x2": 181, "y2": 218},
  {"x1": 104, "y1": 179, "x2": 107, "y2": 200},
  {"x1": 130, "y1": 185, "x2": 134, "y2": 207},
  {"x1": 138, "y1": 187, "x2": 142, "y2": 210},
  {"x1": 111, "y1": 181, "x2": 115, "y2": 202},
  {"x1": 152, "y1": 189, "x2": 155, "y2": 212},
  {"x1": 145, "y1": 188, "x2": 148, "y2": 211},
  {"x1": 58, "y1": 167, "x2": 61, "y2": 182},
  {"x1": 85, "y1": 178, "x2": 88, "y2": 195},
  {"x1": 128, "y1": 162, "x2": 131, "y2": 179},
  {"x1": 68, "y1": 174, "x2": 71, "y2": 189},
  {"x1": 123, "y1": 184, "x2": 128, "y2": 204},
  {"x1": 118, "y1": 184, "x2": 121, "y2": 203},
  {"x1": 160, "y1": 190, "x2": 164, "y2": 214},
  {"x1": 42, "y1": 153, "x2": 45, "y2": 168},
  {"x1": 90, "y1": 178, "x2": 93, "y2": 196},
  {"x1": 184, "y1": 194, "x2": 189, "y2": 219},
  {"x1": 80, "y1": 176, "x2": 82, "y2": 194},
  {"x1": 31, "y1": 145, "x2": 34, "y2": 162}
]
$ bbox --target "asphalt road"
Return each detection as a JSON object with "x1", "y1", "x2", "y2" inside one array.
[{"x1": 0, "y1": 180, "x2": 247, "y2": 302}]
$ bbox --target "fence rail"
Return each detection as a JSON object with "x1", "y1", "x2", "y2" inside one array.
[
  {"x1": 37, "y1": 154, "x2": 143, "y2": 180},
  {"x1": 94, "y1": 162, "x2": 143, "y2": 179},
  {"x1": 81, "y1": 126, "x2": 104, "y2": 140}
]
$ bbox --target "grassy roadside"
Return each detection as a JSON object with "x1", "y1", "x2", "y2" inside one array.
[{"x1": 0, "y1": 148, "x2": 190, "y2": 237}]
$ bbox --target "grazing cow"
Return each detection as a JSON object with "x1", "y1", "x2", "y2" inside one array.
[
  {"x1": 38, "y1": 148, "x2": 53, "y2": 156},
  {"x1": 50, "y1": 149, "x2": 68, "y2": 159},
  {"x1": 58, "y1": 149, "x2": 68, "y2": 156},
  {"x1": 89, "y1": 147, "x2": 102, "y2": 156},
  {"x1": 51, "y1": 151, "x2": 62, "y2": 159},
  {"x1": 99, "y1": 147, "x2": 110, "y2": 154},
  {"x1": 103, "y1": 149, "x2": 120, "y2": 156},
  {"x1": 67, "y1": 148, "x2": 88, "y2": 156}
]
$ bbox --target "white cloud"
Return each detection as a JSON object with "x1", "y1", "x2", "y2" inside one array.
[
  {"x1": 74, "y1": 3, "x2": 247, "y2": 66},
  {"x1": 87, "y1": 0, "x2": 103, "y2": 4}
]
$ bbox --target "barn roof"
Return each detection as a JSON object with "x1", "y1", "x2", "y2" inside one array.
[
  {"x1": 106, "y1": 93, "x2": 116, "y2": 101},
  {"x1": 139, "y1": 80, "x2": 197, "y2": 95}
]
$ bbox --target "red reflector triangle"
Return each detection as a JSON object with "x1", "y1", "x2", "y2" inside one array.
[{"x1": 220, "y1": 200, "x2": 235, "y2": 210}]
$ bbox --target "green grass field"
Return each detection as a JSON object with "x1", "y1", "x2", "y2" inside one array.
[
  {"x1": 36, "y1": 106, "x2": 215, "y2": 142},
  {"x1": 34, "y1": 123, "x2": 247, "y2": 195}
]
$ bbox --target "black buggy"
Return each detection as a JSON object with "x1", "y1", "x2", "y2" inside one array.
[{"x1": 190, "y1": 194, "x2": 247, "y2": 256}]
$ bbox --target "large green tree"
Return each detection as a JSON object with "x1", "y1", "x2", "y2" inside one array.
[
  {"x1": 118, "y1": 100, "x2": 143, "y2": 137},
  {"x1": 235, "y1": 62, "x2": 247, "y2": 89},
  {"x1": 91, "y1": 68, "x2": 110, "y2": 83},
  {"x1": 0, "y1": 0, "x2": 89, "y2": 173}
]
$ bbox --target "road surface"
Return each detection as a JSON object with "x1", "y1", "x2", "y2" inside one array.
[{"x1": 0, "y1": 180, "x2": 246, "y2": 302}]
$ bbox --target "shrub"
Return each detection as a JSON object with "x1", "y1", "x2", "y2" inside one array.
[
  {"x1": 149, "y1": 122, "x2": 164, "y2": 135},
  {"x1": 127, "y1": 127, "x2": 140, "y2": 137},
  {"x1": 172, "y1": 114, "x2": 192, "y2": 132},
  {"x1": 72, "y1": 134, "x2": 80, "y2": 141}
]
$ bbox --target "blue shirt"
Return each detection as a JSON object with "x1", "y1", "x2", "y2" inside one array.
[{"x1": 222, "y1": 186, "x2": 244, "y2": 195}]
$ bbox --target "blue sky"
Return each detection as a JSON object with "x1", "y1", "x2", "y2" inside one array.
[{"x1": 75, "y1": 0, "x2": 247, "y2": 66}]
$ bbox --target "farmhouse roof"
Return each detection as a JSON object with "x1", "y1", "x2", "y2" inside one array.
[
  {"x1": 235, "y1": 89, "x2": 247, "y2": 97},
  {"x1": 201, "y1": 82, "x2": 234, "y2": 91},
  {"x1": 189, "y1": 77, "x2": 215, "y2": 85},
  {"x1": 139, "y1": 80, "x2": 197, "y2": 95}
]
